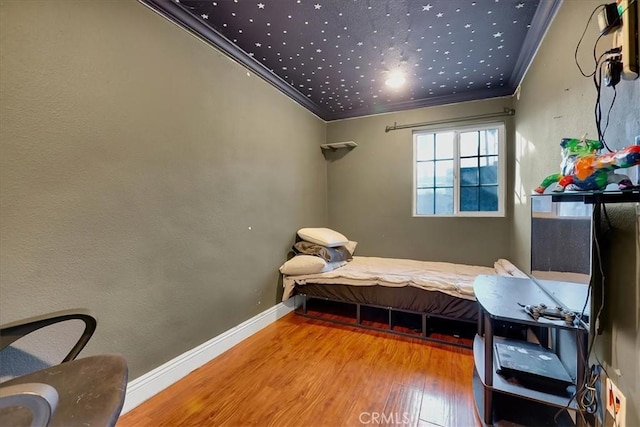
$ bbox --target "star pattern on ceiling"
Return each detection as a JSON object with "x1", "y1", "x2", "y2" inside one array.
[{"x1": 149, "y1": 0, "x2": 555, "y2": 120}]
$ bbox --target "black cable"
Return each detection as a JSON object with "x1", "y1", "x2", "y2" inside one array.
[
  {"x1": 580, "y1": 204, "x2": 609, "y2": 416},
  {"x1": 555, "y1": 203, "x2": 615, "y2": 424},
  {"x1": 602, "y1": 82, "x2": 615, "y2": 143},
  {"x1": 593, "y1": 55, "x2": 616, "y2": 152},
  {"x1": 576, "y1": 203, "x2": 611, "y2": 414},
  {"x1": 575, "y1": 4, "x2": 606, "y2": 77},
  {"x1": 594, "y1": 61, "x2": 603, "y2": 145},
  {"x1": 574, "y1": 205, "x2": 600, "y2": 417},
  {"x1": 588, "y1": 203, "x2": 618, "y2": 426},
  {"x1": 593, "y1": 59, "x2": 609, "y2": 151},
  {"x1": 590, "y1": 5, "x2": 638, "y2": 403},
  {"x1": 577, "y1": 365, "x2": 600, "y2": 414},
  {"x1": 586, "y1": 204, "x2": 606, "y2": 359},
  {"x1": 574, "y1": 0, "x2": 639, "y2": 152},
  {"x1": 575, "y1": 0, "x2": 638, "y2": 153},
  {"x1": 592, "y1": 31, "x2": 607, "y2": 71},
  {"x1": 597, "y1": 46, "x2": 622, "y2": 63}
]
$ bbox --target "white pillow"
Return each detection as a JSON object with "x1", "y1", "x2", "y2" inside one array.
[
  {"x1": 297, "y1": 227, "x2": 348, "y2": 248},
  {"x1": 279, "y1": 255, "x2": 347, "y2": 275}
]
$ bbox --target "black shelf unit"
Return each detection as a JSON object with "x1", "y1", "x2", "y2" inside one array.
[
  {"x1": 475, "y1": 190, "x2": 640, "y2": 426},
  {"x1": 534, "y1": 188, "x2": 640, "y2": 204},
  {"x1": 472, "y1": 274, "x2": 589, "y2": 426}
]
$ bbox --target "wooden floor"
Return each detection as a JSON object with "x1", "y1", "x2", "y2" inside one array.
[{"x1": 117, "y1": 313, "x2": 481, "y2": 427}]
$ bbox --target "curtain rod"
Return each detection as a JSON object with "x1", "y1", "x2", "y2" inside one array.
[{"x1": 384, "y1": 107, "x2": 516, "y2": 133}]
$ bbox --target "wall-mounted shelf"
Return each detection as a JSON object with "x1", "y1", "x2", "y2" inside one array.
[{"x1": 320, "y1": 141, "x2": 357, "y2": 151}]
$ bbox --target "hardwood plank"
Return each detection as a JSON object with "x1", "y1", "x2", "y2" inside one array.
[
  {"x1": 448, "y1": 347, "x2": 481, "y2": 427},
  {"x1": 118, "y1": 313, "x2": 479, "y2": 427},
  {"x1": 342, "y1": 386, "x2": 391, "y2": 426},
  {"x1": 419, "y1": 344, "x2": 479, "y2": 427},
  {"x1": 380, "y1": 383, "x2": 423, "y2": 427}
]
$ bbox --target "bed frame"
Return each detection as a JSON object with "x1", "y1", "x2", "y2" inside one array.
[{"x1": 294, "y1": 292, "x2": 478, "y2": 348}]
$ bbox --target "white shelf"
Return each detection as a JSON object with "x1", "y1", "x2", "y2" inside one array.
[{"x1": 320, "y1": 141, "x2": 357, "y2": 150}]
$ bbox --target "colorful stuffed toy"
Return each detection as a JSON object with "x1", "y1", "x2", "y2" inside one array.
[{"x1": 535, "y1": 138, "x2": 640, "y2": 193}]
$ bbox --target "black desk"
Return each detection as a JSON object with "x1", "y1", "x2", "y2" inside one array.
[{"x1": 473, "y1": 274, "x2": 589, "y2": 426}]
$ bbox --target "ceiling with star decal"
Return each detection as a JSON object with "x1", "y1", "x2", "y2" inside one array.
[{"x1": 141, "y1": 0, "x2": 561, "y2": 121}]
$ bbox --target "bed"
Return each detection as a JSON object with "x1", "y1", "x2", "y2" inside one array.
[{"x1": 281, "y1": 234, "x2": 527, "y2": 346}]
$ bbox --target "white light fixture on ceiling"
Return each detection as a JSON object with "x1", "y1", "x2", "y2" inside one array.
[{"x1": 385, "y1": 71, "x2": 406, "y2": 88}]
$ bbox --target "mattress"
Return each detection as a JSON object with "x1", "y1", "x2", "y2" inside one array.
[{"x1": 283, "y1": 256, "x2": 508, "y2": 301}]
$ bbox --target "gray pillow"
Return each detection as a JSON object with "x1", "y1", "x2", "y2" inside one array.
[{"x1": 292, "y1": 241, "x2": 352, "y2": 262}]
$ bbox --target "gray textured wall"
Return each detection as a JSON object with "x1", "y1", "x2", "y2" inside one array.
[
  {"x1": 325, "y1": 97, "x2": 515, "y2": 266},
  {"x1": 512, "y1": 1, "x2": 639, "y2": 425},
  {"x1": 0, "y1": 0, "x2": 327, "y2": 379}
]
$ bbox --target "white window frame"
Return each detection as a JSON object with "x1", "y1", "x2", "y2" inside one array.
[{"x1": 412, "y1": 122, "x2": 506, "y2": 217}]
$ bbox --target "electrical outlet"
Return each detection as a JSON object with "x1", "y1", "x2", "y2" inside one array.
[{"x1": 606, "y1": 377, "x2": 626, "y2": 427}]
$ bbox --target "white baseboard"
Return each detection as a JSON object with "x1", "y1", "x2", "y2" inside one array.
[{"x1": 121, "y1": 298, "x2": 298, "y2": 413}]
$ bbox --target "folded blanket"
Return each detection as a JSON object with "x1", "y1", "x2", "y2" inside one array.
[{"x1": 293, "y1": 241, "x2": 352, "y2": 262}]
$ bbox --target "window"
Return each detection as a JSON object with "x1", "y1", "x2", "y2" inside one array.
[{"x1": 413, "y1": 122, "x2": 505, "y2": 217}]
